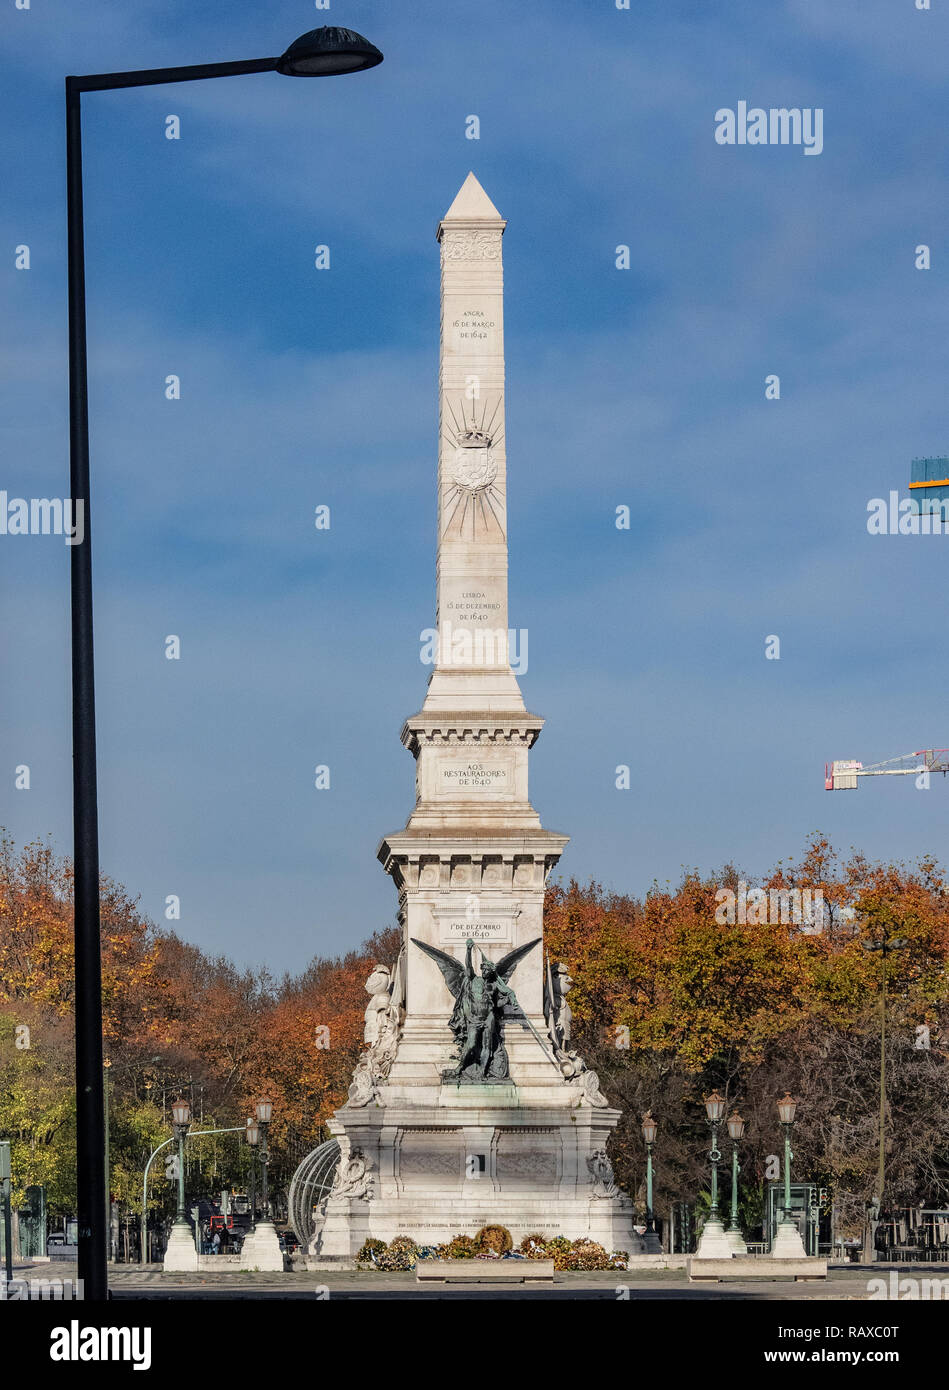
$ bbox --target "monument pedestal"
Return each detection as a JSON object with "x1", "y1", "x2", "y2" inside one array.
[
  {"x1": 310, "y1": 1091, "x2": 644, "y2": 1265},
  {"x1": 162, "y1": 1221, "x2": 198, "y2": 1272}
]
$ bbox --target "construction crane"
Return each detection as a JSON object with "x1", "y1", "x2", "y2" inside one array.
[{"x1": 825, "y1": 750, "x2": 949, "y2": 790}]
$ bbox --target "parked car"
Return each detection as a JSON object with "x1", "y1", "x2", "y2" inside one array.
[{"x1": 46, "y1": 1233, "x2": 78, "y2": 1257}]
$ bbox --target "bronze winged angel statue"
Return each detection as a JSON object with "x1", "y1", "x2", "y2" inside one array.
[{"x1": 411, "y1": 936, "x2": 541, "y2": 1082}]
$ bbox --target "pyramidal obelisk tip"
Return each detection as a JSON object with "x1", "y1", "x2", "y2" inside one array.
[{"x1": 441, "y1": 171, "x2": 504, "y2": 223}]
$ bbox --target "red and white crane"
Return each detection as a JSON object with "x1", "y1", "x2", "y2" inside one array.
[{"x1": 825, "y1": 750, "x2": 949, "y2": 790}]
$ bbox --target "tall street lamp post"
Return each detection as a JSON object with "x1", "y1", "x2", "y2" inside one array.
[
  {"x1": 772, "y1": 1092, "x2": 808, "y2": 1257},
  {"x1": 65, "y1": 25, "x2": 383, "y2": 1300},
  {"x1": 694, "y1": 1091, "x2": 733, "y2": 1258},
  {"x1": 103, "y1": 1056, "x2": 111, "y2": 1260},
  {"x1": 640, "y1": 1111, "x2": 661, "y2": 1253},
  {"x1": 725, "y1": 1110, "x2": 747, "y2": 1254}
]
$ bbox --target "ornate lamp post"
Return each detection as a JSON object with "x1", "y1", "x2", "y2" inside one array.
[
  {"x1": 255, "y1": 1098, "x2": 273, "y2": 1220},
  {"x1": 694, "y1": 1090, "x2": 732, "y2": 1258},
  {"x1": 772, "y1": 1092, "x2": 808, "y2": 1257},
  {"x1": 170, "y1": 1099, "x2": 191, "y2": 1229},
  {"x1": 641, "y1": 1111, "x2": 661, "y2": 1253},
  {"x1": 704, "y1": 1090, "x2": 725, "y2": 1222},
  {"x1": 245, "y1": 1117, "x2": 259, "y2": 1230},
  {"x1": 162, "y1": 1098, "x2": 198, "y2": 1270},
  {"x1": 240, "y1": 1097, "x2": 283, "y2": 1271},
  {"x1": 725, "y1": 1111, "x2": 747, "y2": 1254}
]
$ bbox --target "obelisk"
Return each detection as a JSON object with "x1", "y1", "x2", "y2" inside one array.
[
  {"x1": 423, "y1": 170, "x2": 523, "y2": 715},
  {"x1": 307, "y1": 176, "x2": 642, "y2": 1265}
]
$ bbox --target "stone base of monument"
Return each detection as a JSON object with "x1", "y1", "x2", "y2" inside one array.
[
  {"x1": 238, "y1": 1221, "x2": 284, "y2": 1272},
  {"x1": 688, "y1": 1257, "x2": 827, "y2": 1282},
  {"x1": 306, "y1": 1096, "x2": 645, "y2": 1269},
  {"x1": 416, "y1": 1259, "x2": 554, "y2": 1283},
  {"x1": 163, "y1": 1222, "x2": 198, "y2": 1272},
  {"x1": 693, "y1": 1219, "x2": 735, "y2": 1260}
]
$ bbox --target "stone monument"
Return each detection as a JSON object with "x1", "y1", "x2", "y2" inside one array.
[{"x1": 308, "y1": 174, "x2": 643, "y2": 1266}]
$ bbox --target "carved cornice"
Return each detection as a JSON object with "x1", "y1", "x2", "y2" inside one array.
[{"x1": 400, "y1": 713, "x2": 544, "y2": 756}]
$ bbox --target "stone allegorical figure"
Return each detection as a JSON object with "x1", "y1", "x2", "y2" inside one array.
[
  {"x1": 411, "y1": 935, "x2": 541, "y2": 1082},
  {"x1": 543, "y1": 957, "x2": 610, "y2": 1107},
  {"x1": 549, "y1": 962, "x2": 574, "y2": 1049},
  {"x1": 363, "y1": 964, "x2": 393, "y2": 1044},
  {"x1": 347, "y1": 953, "x2": 405, "y2": 1108}
]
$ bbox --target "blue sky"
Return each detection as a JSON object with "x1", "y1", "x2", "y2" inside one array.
[{"x1": 1, "y1": 0, "x2": 948, "y2": 973}]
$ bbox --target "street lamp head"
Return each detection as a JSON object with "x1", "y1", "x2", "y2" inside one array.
[
  {"x1": 171, "y1": 1097, "x2": 191, "y2": 1128},
  {"x1": 276, "y1": 26, "x2": 383, "y2": 77},
  {"x1": 641, "y1": 1110, "x2": 658, "y2": 1145},
  {"x1": 704, "y1": 1090, "x2": 726, "y2": 1124},
  {"x1": 255, "y1": 1097, "x2": 273, "y2": 1125},
  {"x1": 727, "y1": 1111, "x2": 745, "y2": 1142},
  {"x1": 777, "y1": 1092, "x2": 797, "y2": 1125},
  {"x1": 245, "y1": 1117, "x2": 259, "y2": 1147}
]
